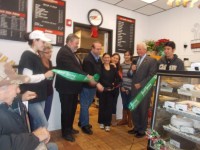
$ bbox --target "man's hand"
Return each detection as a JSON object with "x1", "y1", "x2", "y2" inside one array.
[
  {"x1": 131, "y1": 64, "x2": 137, "y2": 72},
  {"x1": 33, "y1": 127, "x2": 50, "y2": 144},
  {"x1": 22, "y1": 91, "x2": 37, "y2": 101},
  {"x1": 87, "y1": 74, "x2": 97, "y2": 87},
  {"x1": 134, "y1": 83, "x2": 141, "y2": 89}
]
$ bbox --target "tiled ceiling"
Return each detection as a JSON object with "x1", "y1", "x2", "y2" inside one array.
[{"x1": 98, "y1": 0, "x2": 177, "y2": 16}]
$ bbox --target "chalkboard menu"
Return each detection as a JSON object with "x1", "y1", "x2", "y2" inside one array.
[
  {"x1": 116, "y1": 15, "x2": 135, "y2": 53},
  {"x1": 32, "y1": 0, "x2": 65, "y2": 46},
  {"x1": 0, "y1": 0, "x2": 27, "y2": 41}
]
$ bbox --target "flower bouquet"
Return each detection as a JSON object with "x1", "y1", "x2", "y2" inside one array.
[{"x1": 155, "y1": 39, "x2": 170, "y2": 56}]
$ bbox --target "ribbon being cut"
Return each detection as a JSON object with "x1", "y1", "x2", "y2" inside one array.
[
  {"x1": 128, "y1": 75, "x2": 157, "y2": 111},
  {"x1": 52, "y1": 69, "x2": 100, "y2": 82}
]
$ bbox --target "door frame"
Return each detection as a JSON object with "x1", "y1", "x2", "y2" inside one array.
[{"x1": 73, "y1": 22, "x2": 113, "y2": 55}]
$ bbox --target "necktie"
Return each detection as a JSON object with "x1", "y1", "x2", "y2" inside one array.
[
  {"x1": 137, "y1": 57, "x2": 142, "y2": 69},
  {"x1": 74, "y1": 53, "x2": 80, "y2": 64}
]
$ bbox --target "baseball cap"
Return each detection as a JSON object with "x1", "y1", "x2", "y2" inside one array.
[
  {"x1": 0, "y1": 63, "x2": 30, "y2": 87},
  {"x1": 29, "y1": 30, "x2": 51, "y2": 42}
]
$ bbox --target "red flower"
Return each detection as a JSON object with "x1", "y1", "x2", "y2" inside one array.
[{"x1": 155, "y1": 38, "x2": 170, "y2": 56}]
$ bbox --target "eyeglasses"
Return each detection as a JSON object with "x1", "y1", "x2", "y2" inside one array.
[{"x1": 42, "y1": 51, "x2": 52, "y2": 54}]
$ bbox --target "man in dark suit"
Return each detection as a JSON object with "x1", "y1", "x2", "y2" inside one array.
[
  {"x1": 78, "y1": 41, "x2": 103, "y2": 135},
  {"x1": 55, "y1": 34, "x2": 87, "y2": 142},
  {"x1": 128, "y1": 42, "x2": 157, "y2": 138}
]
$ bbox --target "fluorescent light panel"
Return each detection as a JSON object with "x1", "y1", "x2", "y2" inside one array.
[{"x1": 141, "y1": 0, "x2": 158, "y2": 3}]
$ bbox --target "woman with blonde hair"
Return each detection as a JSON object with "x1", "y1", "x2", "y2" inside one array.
[{"x1": 38, "y1": 43, "x2": 54, "y2": 121}]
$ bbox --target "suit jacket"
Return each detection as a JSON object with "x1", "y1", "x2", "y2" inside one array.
[
  {"x1": 55, "y1": 45, "x2": 86, "y2": 94},
  {"x1": 82, "y1": 52, "x2": 102, "y2": 88},
  {"x1": 128, "y1": 55, "x2": 157, "y2": 98},
  {"x1": 0, "y1": 99, "x2": 39, "y2": 150}
]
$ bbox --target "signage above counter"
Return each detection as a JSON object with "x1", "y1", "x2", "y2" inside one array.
[
  {"x1": 32, "y1": 0, "x2": 66, "y2": 46},
  {"x1": 116, "y1": 15, "x2": 135, "y2": 53}
]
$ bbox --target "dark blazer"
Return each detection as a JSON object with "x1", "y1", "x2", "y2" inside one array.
[
  {"x1": 55, "y1": 45, "x2": 86, "y2": 94},
  {"x1": 128, "y1": 55, "x2": 157, "y2": 98},
  {"x1": 82, "y1": 52, "x2": 102, "y2": 88},
  {"x1": 0, "y1": 99, "x2": 39, "y2": 150}
]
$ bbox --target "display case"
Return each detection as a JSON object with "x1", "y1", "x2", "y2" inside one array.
[{"x1": 148, "y1": 71, "x2": 200, "y2": 150}]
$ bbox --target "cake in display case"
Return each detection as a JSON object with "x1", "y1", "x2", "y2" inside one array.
[{"x1": 148, "y1": 71, "x2": 200, "y2": 150}]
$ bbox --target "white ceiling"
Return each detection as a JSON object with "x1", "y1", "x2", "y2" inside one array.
[{"x1": 97, "y1": 0, "x2": 198, "y2": 16}]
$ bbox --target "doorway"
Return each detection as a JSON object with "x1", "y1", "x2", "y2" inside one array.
[{"x1": 73, "y1": 22, "x2": 113, "y2": 62}]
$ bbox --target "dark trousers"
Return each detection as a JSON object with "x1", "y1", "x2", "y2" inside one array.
[
  {"x1": 112, "y1": 87, "x2": 119, "y2": 114},
  {"x1": 59, "y1": 93, "x2": 78, "y2": 135},
  {"x1": 132, "y1": 96, "x2": 150, "y2": 133},
  {"x1": 98, "y1": 91, "x2": 114, "y2": 126}
]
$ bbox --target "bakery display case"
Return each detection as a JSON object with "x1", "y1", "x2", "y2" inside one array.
[{"x1": 148, "y1": 71, "x2": 200, "y2": 150}]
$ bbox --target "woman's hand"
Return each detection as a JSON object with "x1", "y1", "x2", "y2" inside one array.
[{"x1": 44, "y1": 70, "x2": 54, "y2": 79}]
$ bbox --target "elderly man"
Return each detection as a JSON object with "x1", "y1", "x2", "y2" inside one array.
[
  {"x1": 78, "y1": 41, "x2": 103, "y2": 135},
  {"x1": 128, "y1": 42, "x2": 157, "y2": 138},
  {"x1": 0, "y1": 62, "x2": 57, "y2": 150}
]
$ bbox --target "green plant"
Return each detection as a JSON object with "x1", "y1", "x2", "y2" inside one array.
[{"x1": 145, "y1": 40, "x2": 156, "y2": 52}]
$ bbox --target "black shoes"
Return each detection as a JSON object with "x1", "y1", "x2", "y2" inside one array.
[
  {"x1": 78, "y1": 122, "x2": 92, "y2": 128},
  {"x1": 62, "y1": 134, "x2": 75, "y2": 142},
  {"x1": 128, "y1": 129, "x2": 145, "y2": 138},
  {"x1": 62, "y1": 129, "x2": 79, "y2": 142},
  {"x1": 135, "y1": 131, "x2": 145, "y2": 138},
  {"x1": 128, "y1": 129, "x2": 138, "y2": 134},
  {"x1": 81, "y1": 125, "x2": 93, "y2": 135},
  {"x1": 71, "y1": 129, "x2": 79, "y2": 134}
]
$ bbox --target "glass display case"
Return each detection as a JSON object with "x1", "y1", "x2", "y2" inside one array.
[{"x1": 148, "y1": 71, "x2": 200, "y2": 150}]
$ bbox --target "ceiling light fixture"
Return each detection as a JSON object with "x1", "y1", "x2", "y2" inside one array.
[
  {"x1": 141, "y1": 0, "x2": 158, "y2": 3},
  {"x1": 167, "y1": 0, "x2": 199, "y2": 7}
]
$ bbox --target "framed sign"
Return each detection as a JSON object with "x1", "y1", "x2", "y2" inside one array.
[
  {"x1": 32, "y1": 0, "x2": 66, "y2": 46},
  {"x1": 0, "y1": 0, "x2": 27, "y2": 41},
  {"x1": 116, "y1": 15, "x2": 135, "y2": 53}
]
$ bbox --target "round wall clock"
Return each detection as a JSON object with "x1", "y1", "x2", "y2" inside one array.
[{"x1": 88, "y1": 9, "x2": 103, "y2": 26}]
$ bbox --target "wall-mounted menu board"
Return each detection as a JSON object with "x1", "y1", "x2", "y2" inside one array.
[
  {"x1": 32, "y1": 0, "x2": 65, "y2": 46},
  {"x1": 116, "y1": 15, "x2": 135, "y2": 53},
  {"x1": 0, "y1": 0, "x2": 27, "y2": 41}
]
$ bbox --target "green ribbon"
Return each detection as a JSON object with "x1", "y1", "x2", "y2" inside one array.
[
  {"x1": 128, "y1": 75, "x2": 157, "y2": 111},
  {"x1": 52, "y1": 69, "x2": 100, "y2": 82}
]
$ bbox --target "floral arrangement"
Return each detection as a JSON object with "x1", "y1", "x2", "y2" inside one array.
[
  {"x1": 155, "y1": 39, "x2": 170, "y2": 56},
  {"x1": 145, "y1": 39, "x2": 170, "y2": 56},
  {"x1": 146, "y1": 129, "x2": 168, "y2": 150}
]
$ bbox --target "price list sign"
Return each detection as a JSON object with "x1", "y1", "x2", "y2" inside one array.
[
  {"x1": 116, "y1": 15, "x2": 135, "y2": 53},
  {"x1": 0, "y1": 0, "x2": 27, "y2": 41},
  {"x1": 32, "y1": 0, "x2": 65, "y2": 46}
]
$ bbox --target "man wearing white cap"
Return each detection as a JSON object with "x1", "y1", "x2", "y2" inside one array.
[{"x1": 18, "y1": 30, "x2": 54, "y2": 130}]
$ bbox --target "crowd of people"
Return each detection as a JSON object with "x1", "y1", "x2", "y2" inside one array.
[{"x1": 0, "y1": 30, "x2": 184, "y2": 149}]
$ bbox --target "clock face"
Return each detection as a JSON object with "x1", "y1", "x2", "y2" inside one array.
[{"x1": 88, "y1": 9, "x2": 103, "y2": 26}]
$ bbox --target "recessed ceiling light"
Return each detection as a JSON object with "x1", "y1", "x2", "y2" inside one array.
[{"x1": 141, "y1": 0, "x2": 158, "y2": 3}]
